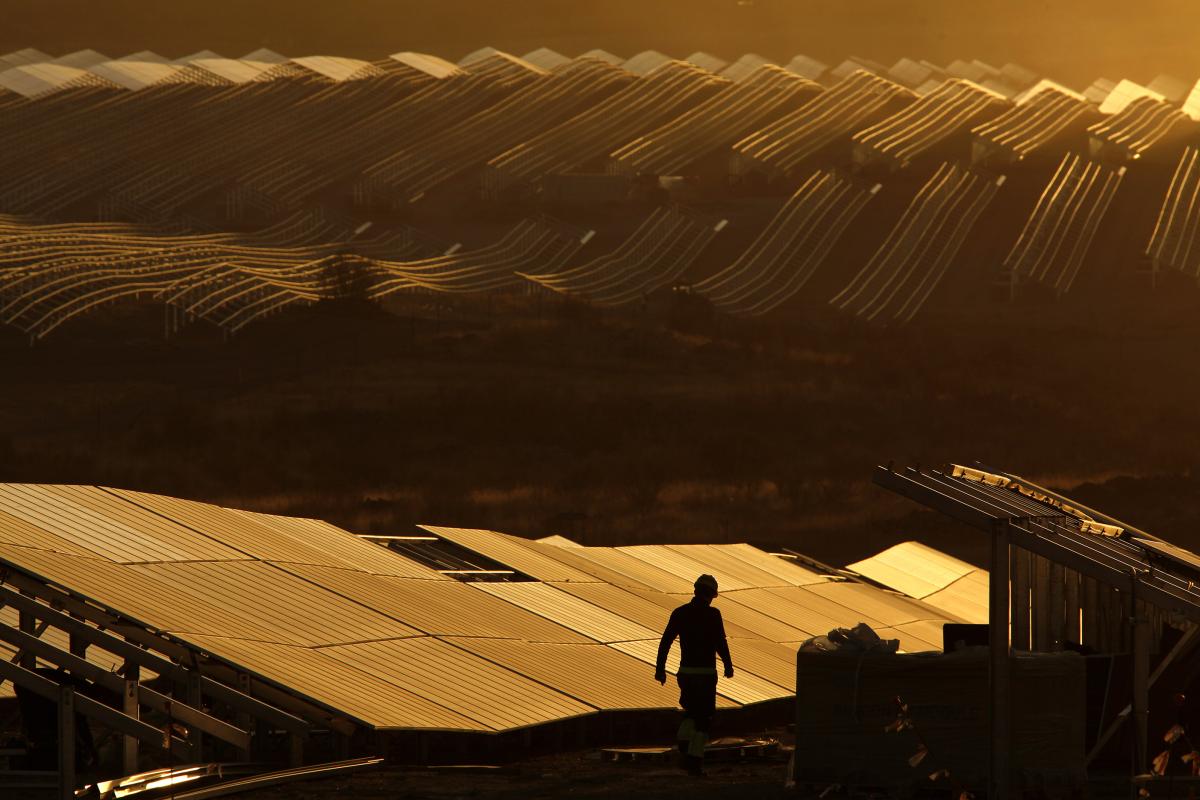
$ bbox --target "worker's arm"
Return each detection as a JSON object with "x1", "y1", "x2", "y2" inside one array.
[
  {"x1": 715, "y1": 609, "x2": 734, "y2": 678},
  {"x1": 655, "y1": 610, "x2": 680, "y2": 684}
]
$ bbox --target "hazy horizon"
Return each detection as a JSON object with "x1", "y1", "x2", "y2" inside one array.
[{"x1": 5, "y1": 0, "x2": 1200, "y2": 88}]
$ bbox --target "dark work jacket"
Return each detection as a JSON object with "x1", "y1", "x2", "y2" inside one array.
[{"x1": 656, "y1": 598, "x2": 733, "y2": 673}]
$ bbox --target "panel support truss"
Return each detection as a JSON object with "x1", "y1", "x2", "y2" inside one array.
[
  {"x1": 0, "y1": 578, "x2": 319, "y2": 793},
  {"x1": 874, "y1": 462, "x2": 1200, "y2": 787}
]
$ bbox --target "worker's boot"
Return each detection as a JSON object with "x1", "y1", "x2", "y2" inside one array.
[
  {"x1": 676, "y1": 717, "x2": 694, "y2": 755},
  {"x1": 684, "y1": 729, "x2": 707, "y2": 776}
]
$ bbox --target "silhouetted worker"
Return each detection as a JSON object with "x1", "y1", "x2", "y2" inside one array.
[{"x1": 655, "y1": 573, "x2": 733, "y2": 776}]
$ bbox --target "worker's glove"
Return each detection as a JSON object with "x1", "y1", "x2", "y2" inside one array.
[
  {"x1": 724, "y1": 665, "x2": 734, "y2": 679},
  {"x1": 654, "y1": 669, "x2": 667, "y2": 685}
]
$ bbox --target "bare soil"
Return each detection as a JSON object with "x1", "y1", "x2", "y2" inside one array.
[
  {"x1": 241, "y1": 748, "x2": 797, "y2": 800},
  {"x1": 4, "y1": 292, "x2": 1200, "y2": 570}
]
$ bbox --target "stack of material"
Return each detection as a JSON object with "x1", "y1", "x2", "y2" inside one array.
[
  {"x1": 694, "y1": 171, "x2": 878, "y2": 316},
  {"x1": 482, "y1": 61, "x2": 728, "y2": 198},
  {"x1": 831, "y1": 163, "x2": 1003, "y2": 323},
  {"x1": 731, "y1": 71, "x2": 914, "y2": 179},
  {"x1": 608, "y1": 66, "x2": 822, "y2": 177}
]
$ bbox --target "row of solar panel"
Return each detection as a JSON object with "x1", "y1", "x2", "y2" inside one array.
[{"x1": 0, "y1": 483, "x2": 974, "y2": 733}]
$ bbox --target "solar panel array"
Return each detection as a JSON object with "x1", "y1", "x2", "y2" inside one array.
[
  {"x1": 1003, "y1": 154, "x2": 1125, "y2": 294},
  {"x1": 694, "y1": 171, "x2": 879, "y2": 315},
  {"x1": 848, "y1": 541, "x2": 988, "y2": 624},
  {"x1": 832, "y1": 163, "x2": 1004, "y2": 323},
  {"x1": 1, "y1": 45, "x2": 1199, "y2": 334},
  {"x1": 1147, "y1": 146, "x2": 1200, "y2": 276},
  {"x1": 0, "y1": 484, "x2": 962, "y2": 734}
]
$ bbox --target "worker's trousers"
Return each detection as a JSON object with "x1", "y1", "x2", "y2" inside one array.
[{"x1": 676, "y1": 669, "x2": 717, "y2": 758}]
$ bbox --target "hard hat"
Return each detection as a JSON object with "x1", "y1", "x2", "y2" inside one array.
[{"x1": 694, "y1": 574, "x2": 719, "y2": 596}]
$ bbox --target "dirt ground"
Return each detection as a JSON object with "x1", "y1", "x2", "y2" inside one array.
[
  {"x1": 243, "y1": 748, "x2": 798, "y2": 800},
  {"x1": 5, "y1": 292, "x2": 1200, "y2": 570}
]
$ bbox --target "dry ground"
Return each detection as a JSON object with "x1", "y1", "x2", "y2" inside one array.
[
  {"x1": 4, "y1": 292, "x2": 1200, "y2": 570},
  {"x1": 242, "y1": 748, "x2": 797, "y2": 800}
]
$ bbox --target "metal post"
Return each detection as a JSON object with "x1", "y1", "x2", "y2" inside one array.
[
  {"x1": 187, "y1": 672, "x2": 203, "y2": 763},
  {"x1": 289, "y1": 731, "x2": 306, "y2": 767},
  {"x1": 989, "y1": 518, "x2": 1012, "y2": 800},
  {"x1": 123, "y1": 678, "x2": 139, "y2": 774},
  {"x1": 1048, "y1": 562, "x2": 1065, "y2": 650},
  {"x1": 58, "y1": 685, "x2": 75, "y2": 800},
  {"x1": 18, "y1": 609, "x2": 35, "y2": 668},
  {"x1": 69, "y1": 630, "x2": 87, "y2": 659},
  {"x1": 235, "y1": 672, "x2": 253, "y2": 754},
  {"x1": 1132, "y1": 572, "x2": 1150, "y2": 774},
  {"x1": 123, "y1": 658, "x2": 140, "y2": 775}
]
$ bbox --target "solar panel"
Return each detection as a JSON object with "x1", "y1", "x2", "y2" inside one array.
[
  {"x1": 447, "y1": 637, "x2": 680, "y2": 710},
  {"x1": 472, "y1": 582, "x2": 657, "y2": 643},
  {"x1": 320, "y1": 637, "x2": 593, "y2": 729},
  {"x1": 0, "y1": 483, "x2": 964, "y2": 738},
  {"x1": 184, "y1": 634, "x2": 485, "y2": 730},
  {"x1": 848, "y1": 541, "x2": 975, "y2": 599}
]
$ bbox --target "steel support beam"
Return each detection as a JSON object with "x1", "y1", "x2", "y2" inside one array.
[
  {"x1": 873, "y1": 466, "x2": 1001, "y2": 531},
  {"x1": 1083, "y1": 586, "x2": 1187, "y2": 771},
  {"x1": 873, "y1": 467, "x2": 1200, "y2": 621},
  {"x1": 0, "y1": 658, "x2": 165, "y2": 746},
  {"x1": 0, "y1": 583, "x2": 309, "y2": 735},
  {"x1": 0, "y1": 623, "x2": 251, "y2": 752}
]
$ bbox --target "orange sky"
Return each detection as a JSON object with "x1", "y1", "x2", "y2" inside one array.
[{"x1": 4, "y1": 0, "x2": 1200, "y2": 87}]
